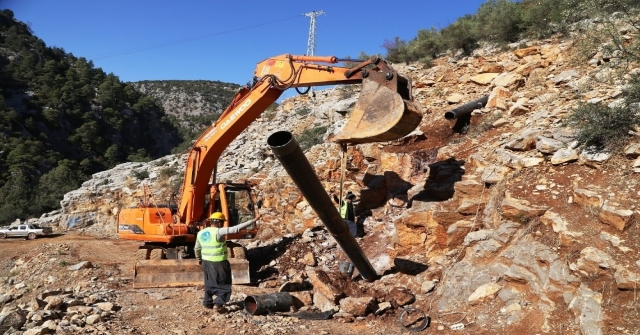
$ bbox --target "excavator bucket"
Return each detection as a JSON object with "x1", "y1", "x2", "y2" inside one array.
[
  {"x1": 334, "y1": 78, "x2": 422, "y2": 144},
  {"x1": 333, "y1": 77, "x2": 423, "y2": 144},
  {"x1": 132, "y1": 258, "x2": 251, "y2": 288}
]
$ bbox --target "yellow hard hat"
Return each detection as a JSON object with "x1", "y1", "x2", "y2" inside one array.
[{"x1": 209, "y1": 212, "x2": 226, "y2": 221}]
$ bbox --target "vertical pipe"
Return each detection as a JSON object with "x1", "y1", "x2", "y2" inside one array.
[{"x1": 267, "y1": 131, "x2": 377, "y2": 282}]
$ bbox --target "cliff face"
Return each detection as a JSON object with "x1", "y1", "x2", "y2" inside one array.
[{"x1": 29, "y1": 34, "x2": 640, "y2": 333}]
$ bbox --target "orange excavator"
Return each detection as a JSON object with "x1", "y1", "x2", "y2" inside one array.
[{"x1": 117, "y1": 54, "x2": 423, "y2": 288}]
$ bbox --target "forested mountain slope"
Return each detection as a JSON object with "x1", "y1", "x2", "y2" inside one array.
[{"x1": 0, "y1": 10, "x2": 238, "y2": 224}]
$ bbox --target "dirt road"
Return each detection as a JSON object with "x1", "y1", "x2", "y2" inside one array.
[{"x1": 1, "y1": 232, "x2": 423, "y2": 335}]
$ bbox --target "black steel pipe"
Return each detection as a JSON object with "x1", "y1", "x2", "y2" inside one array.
[
  {"x1": 267, "y1": 131, "x2": 377, "y2": 282},
  {"x1": 245, "y1": 292, "x2": 294, "y2": 315},
  {"x1": 444, "y1": 95, "x2": 489, "y2": 120}
]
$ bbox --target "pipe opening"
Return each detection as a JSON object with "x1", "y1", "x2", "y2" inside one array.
[
  {"x1": 244, "y1": 296, "x2": 258, "y2": 314},
  {"x1": 267, "y1": 131, "x2": 292, "y2": 147},
  {"x1": 444, "y1": 111, "x2": 457, "y2": 120}
]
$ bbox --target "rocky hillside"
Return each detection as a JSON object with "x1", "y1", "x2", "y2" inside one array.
[
  {"x1": 5, "y1": 32, "x2": 640, "y2": 334},
  {"x1": 132, "y1": 80, "x2": 240, "y2": 134}
]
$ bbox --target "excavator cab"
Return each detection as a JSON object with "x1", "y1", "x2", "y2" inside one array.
[{"x1": 214, "y1": 184, "x2": 258, "y2": 240}]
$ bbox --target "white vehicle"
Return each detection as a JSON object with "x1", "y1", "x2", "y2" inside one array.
[{"x1": 0, "y1": 224, "x2": 53, "y2": 240}]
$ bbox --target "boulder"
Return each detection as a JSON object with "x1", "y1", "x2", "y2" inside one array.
[
  {"x1": 468, "y1": 283, "x2": 502, "y2": 305},
  {"x1": 67, "y1": 261, "x2": 93, "y2": 271},
  {"x1": 339, "y1": 296, "x2": 375, "y2": 317},
  {"x1": 614, "y1": 266, "x2": 640, "y2": 290},
  {"x1": 44, "y1": 296, "x2": 64, "y2": 311},
  {"x1": 573, "y1": 188, "x2": 603, "y2": 208},
  {"x1": 312, "y1": 292, "x2": 337, "y2": 312},
  {"x1": 470, "y1": 73, "x2": 499, "y2": 85},
  {"x1": 598, "y1": 204, "x2": 634, "y2": 231},
  {"x1": 0, "y1": 310, "x2": 27, "y2": 334},
  {"x1": 514, "y1": 46, "x2": 540, "y2": 58},
  {"x1": 306, "y1": 270, "x2": 345, "y2": 303},
  {"x1": 576, "y1": 247, "x2": 615, "y2": 274},
  {"x1": 387, "y1": 287, "x2": 415, "y2": 307},
  {"x1": 500, "y1": 193, "x2": 548, "y2": 222}
]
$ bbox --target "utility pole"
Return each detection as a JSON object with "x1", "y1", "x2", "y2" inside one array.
[{"x1": 303, "y1": 10, "x2": 324, "y2": 94}]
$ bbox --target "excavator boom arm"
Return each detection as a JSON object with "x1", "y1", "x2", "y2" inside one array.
[
  {"x1": 178, "y1": 54, "x2": 422, "y2": 225},
  {"x1": 253, "y1": 54, "x2": 406, "y2": 94}
]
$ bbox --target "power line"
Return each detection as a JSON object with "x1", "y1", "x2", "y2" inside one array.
[{"x1": 90, "y1": 14, "x2": 302, "y2": 60}]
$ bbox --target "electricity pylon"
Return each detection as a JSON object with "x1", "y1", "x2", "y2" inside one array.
[
  {"x1": 304, "y1": 10, "x2": 324, "y2": 57},
  {"x1": 303, "y1": 10, "x2": 325, "y2": 94}
]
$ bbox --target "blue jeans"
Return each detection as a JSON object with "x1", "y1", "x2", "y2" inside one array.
[{"x1": 345, "y1": 220, "x2": 357, "y2": 237}]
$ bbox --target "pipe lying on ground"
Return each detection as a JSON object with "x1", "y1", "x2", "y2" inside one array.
[
  {"x1": 244, "y1": 292, "x2": 294, "y2": 315},
  {"x1": 267, "y1": 131, "x2": 377, "y2": 282},
  {"x1": 444, "y1": 95, "x2": 489, "y2": 120}
]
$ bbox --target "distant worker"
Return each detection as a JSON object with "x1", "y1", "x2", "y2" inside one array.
[
  {"x1": 246, "y1": 76, "x2": 259, "y2": 89},
  {"x1": 195, "y1": 212, "x2": 261, "y2": 313},
  {"x1": 340, "y1": 191, "x2": 358, "y2": 237},
  {"x1": 338, "y1": 191, "x2": 358, "y2": 276}
]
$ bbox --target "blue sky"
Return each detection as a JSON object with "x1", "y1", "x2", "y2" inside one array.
[{"x1": 6, "y1": 1, "x2": 487, "y2": 89}]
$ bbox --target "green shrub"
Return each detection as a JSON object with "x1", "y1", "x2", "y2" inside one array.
[
  {"x1": 566, "y1": 102, "x2": 639, "y2": 150},
  {"x1": 567, "y1": 72, "x2": 640, "y2": 150},
  {"x1": 382, "y1": 37, "x2": 410, "y2": 64},
  {"x1": 440, "y1": 15, "x2": 480, "y2": 56},
  {"x1": 159, "y1": 167, "x2": 178, "y2": 179},
  {"x1": 623, "y1": 73, "x2": 640, "y2": 104},
  {"x1": 296, "y1": 107, "x2": 311, "y2": 116},
  {"x1": 131, "y1": 169, "x2": 150, "y2": 180},
  {"x1": 127, "y1": 149, "x2": 151, "y2": 162},
  {"x1": 475, "y1": 0, "x2": 524, "y2": 43},
  {"x1": 341, "y1": 52, "x2": 381, "y2": 67},
  {"x1": 380, "y1": 0, "x2": 640, "y2": 65},
  {"x1": 154, "y1": 158, "x2": 168, "y2": 166},
  {"x1": 520, "y1": 0, "x2": 568, "y2": 38},
  {"x1": 407, "y1": 28, "x2": 444, "y2": 63},
  {"x1": 298, "y1": 126, "x2": 327, "y2": 151},
  {"x1": 564, "y1": 0, "x2": 640, "y2": 24}
]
